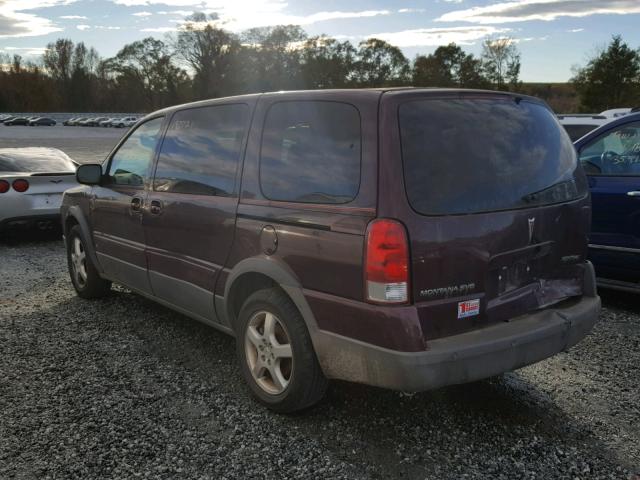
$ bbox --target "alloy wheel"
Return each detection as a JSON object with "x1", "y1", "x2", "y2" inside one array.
[
  {"x1": 244, "y1": 310, "x2": 293, "y2": 395},
  {"x1": 70, "y1": 236, "x2": 88, "y2": 288}
]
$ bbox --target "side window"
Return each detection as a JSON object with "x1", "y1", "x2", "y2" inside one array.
[
  {"x1": 580, "y1": 122, "x2": 640, "y2": 175},
  {"x1": 260, "y1": 101, "x2": 361, "y2": 204},
  {"x1": 108, "y1": 117, "x2": 164, "y2": 186},
  {"x1": 154, "y1": 104, "x2": 248, "y2": 196}
]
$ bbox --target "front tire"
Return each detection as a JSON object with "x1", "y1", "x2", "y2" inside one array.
[
  {"x1": 236, "y1": 288, "x2": 328, "y2": 413},
  {"x1": 66, "y1": 225, "x2": 111, "y2": 299}
]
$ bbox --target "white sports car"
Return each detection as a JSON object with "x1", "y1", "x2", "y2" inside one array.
[{"x1": 0, "y1": 147, "x2": 79, "y2": 232}]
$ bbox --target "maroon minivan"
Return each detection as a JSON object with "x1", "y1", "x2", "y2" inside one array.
[{"x1": 62, "y1": 89, "x2": 601, "y2": 412}]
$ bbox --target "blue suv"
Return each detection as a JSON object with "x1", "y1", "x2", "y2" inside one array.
[{"x1": 575, "y1": 112, "x2": 640, "y2": 292}]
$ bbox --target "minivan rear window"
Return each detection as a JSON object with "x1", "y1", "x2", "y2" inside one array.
[{"x1": 399, "y1": 97, "x2": 587, "y2": 215}]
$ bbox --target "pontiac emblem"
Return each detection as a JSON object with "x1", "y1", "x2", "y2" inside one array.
[
  {"x1": 528, "y1": 217, "x2": 535, "y2": 243},
  {"x1": 50, "y1": 179, "x2": 63, "y2": 184}
]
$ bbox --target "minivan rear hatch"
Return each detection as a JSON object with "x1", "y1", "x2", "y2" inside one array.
[{"x1": 379, "y1": 90, "x2": 591, "y2": 341}]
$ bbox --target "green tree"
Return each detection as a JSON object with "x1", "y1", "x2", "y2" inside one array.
[
  {"x1": 300, "y1": 35, "x2": 356, "y2": 88},
  {"x1": 105, "y1": 37, "x2": 190, "y2": 111},
  {"x1": 238, "y1": 25, "x2": 307, "y2": 92},
  {"x1": 174, "y1": 13, "x2": 241, "y2": 99},
  {"x1": 481, "y1": 37, "x2": 521, "y2": 90},
  {"x1": 413, "y1": 43, "x2": 488, "y2": 88},
  {"x1": 572, "y1": 35, "x2": 640, "y2": 111},
  {"x1": 354, "y1": 38, "x2": 410, "y2": 87}
]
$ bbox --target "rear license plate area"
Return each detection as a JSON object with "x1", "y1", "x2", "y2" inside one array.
[
  {"x1": 488, "y1": 242, "x2": 554, "y2": 296},
  {"x1": 31, "y1": 194, "x2": 62, "y2": 209},
  {"x1": 496, "y1": 261, "x2": 533, "y2": 294}
]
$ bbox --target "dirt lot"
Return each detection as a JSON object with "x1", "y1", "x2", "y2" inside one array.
[{"x1": 0, "y1": 127, "x2": 639, "y2": 479}]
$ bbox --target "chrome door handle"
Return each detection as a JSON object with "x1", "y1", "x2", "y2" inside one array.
[
  {"x1": 149, "y1": 199, "x2": 163, "y2": 215},
  {"x1": 130, "y1": 197, "x2": 142, "y2": 211},
  {"x1": 627, "y1": 191, "x2": 640, "y2": 197}
]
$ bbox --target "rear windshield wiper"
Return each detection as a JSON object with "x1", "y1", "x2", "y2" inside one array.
[{"x1": 521, "y1": 180, "x2": 577, "y2": 204}]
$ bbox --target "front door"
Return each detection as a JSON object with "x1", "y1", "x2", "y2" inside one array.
[
  {"x1": 578, "y1": 121, "x2": 640, "y2": 281},
  {"x1": 92, "y1": 116, "x2": 165, "y2": 293},
  {"x1": 143, "y1": 103, "x2": 251, "y2": 322}
]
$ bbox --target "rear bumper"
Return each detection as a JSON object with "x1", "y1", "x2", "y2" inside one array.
[
  {"x1": 314, "y1": 263, "x2": 600, "y2": 391},
  {"x1": 0, "y1": 214, "x2": 61, "y2": 232}
]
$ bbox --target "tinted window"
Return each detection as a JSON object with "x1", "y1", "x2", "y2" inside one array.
[
  {"x1": 0, "y1": 148, "x2": 76, "y2": 173},
  {"x1": 400, "y1": 97, "x2": 587, "y2": 215},
  {"x1": 579, "y1": 122, "x2": 640, "y2": 176},
  {"x1": 260, "y1": 101, "x2": 361, "y2": 204},
  {"x1": 563, "y1": 124, "x2": 598, "y2": 141},
  {"x1": 108, "y1": 117, "x2": 164, "y2": 186},
  {"x1": 154, "y1": 104, "x2": 248, "y2": 196}
]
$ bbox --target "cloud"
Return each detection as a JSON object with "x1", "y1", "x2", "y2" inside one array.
[
  {"x1": 0, "y1": 0, "x2": 72, "y2": 37},
  {"x1": 567, "y1": 27, "x2": 584, "y2": 32},
  {"x1": 60, "y1": 14, "x2": 87, "y2": 19},
  {"x1": 157, "y1": 10, "x2": 192, "y2": 15},
  {"x1": 366, "y1": 26, "x2": 511, "y2": 47},
  {"x1": 132, "y1": 11, "x2": 152, "y2": 16},
  {"x1": 111, "y1": 0, "x2": 391, "y2": 31},
  {"x1": 437, "y1": 0, "x2": 640, "y2": 24},
  {"x1": 397, "y1": 8, "x2": 426, "y2": 13},
  {"x1": 114, "y1": 0, "x2": 202, "y2": 5},
  {"x1": 75, "y1": 24, "x2": 120, "y2": 30},
  {"x1": 140, "y1": 26, "x2": 175, "y2": 32},
  {"x1": 1, "y1": 45, "x2": 47, "y2": 55}
]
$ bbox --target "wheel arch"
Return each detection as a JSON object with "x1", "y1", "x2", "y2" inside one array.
[
  {"x1": 222, "y1": 256, "x2": 319, "y2": 337},
  {"x1": 63, "y1": 205, "x2": 102, "y2": 274}
]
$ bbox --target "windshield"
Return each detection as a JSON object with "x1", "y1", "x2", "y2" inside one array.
[
  {"x1": 0, "y1": 148, "x2": 77, "y2": 173},
  {"x1": 399, "y1": 96, "x2": 587, "y2": 215}
]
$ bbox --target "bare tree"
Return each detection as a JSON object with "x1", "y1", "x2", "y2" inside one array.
[
  {"x1": 43, "y1": 39, "x2": 74, "y2": 81},
  {"x1": 174, "y1": 12, "x2": 240, "y2": 99},
  {"x1": 481, "y1": 37, "x2": 521, "y2": 90}
]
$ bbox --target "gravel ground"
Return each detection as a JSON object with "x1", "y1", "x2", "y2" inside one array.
[
  {"x1": 0, "y1": 235, "x2": 639, "y2": 479},
  {"x1": 1, "y1": 125, "x2": 639, "y2": 479}
]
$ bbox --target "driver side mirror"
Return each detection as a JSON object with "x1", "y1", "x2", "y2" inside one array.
[{"x1": 76, "y1": 164, "x2": 103, "y2": 185}]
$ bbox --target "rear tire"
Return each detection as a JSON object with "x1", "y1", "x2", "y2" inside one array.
[
  {"x1": 236, "y1": 288, "x2": 328, "y2": 413},
  {"x1": 66, "y1": 225, "x2": 111, "y2": 299}
]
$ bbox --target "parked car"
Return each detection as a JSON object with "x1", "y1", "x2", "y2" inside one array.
[
  {"x1": 599, "y1": 108, "x2": 634, "y2": 119},
  {"x1": 1, "y1": 116, "x2": 16, "y2": 124},
  {"x1": 0, "y1": 148, "x2": 78, "y2": 233},
  {"x1": 4, "y1": 117, "x2": 29, "y2": 126},
  {"x1": 558, "y1": 114, "x2": 610, "y2": 141},
  {"x1": 99, "y1": 118, "x2": 117, "y2": 127},
  {"x1": 63, "y1": 117, "x2": 79, "y2": 126},
  {"x1": 83, "y1": 117, "x2": 109, "y2": 127},
  {"x1": 574, "y1": 112, "x2": 640, "y2": 292},
  {"x1": 113, "y1": 116, "x2": 138, "y2": 128},
  {"x1": 70, "y1": 117, "x2": 88, "y2": 126},
  {"x1": 29, "y1": 117, "x2": 56, "y2": 126},
  {"x1": 62, "y1": 89, "x2": 600, "y2": 412}
]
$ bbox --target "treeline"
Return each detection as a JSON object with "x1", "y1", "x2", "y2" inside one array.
[{"x1": 0, "y1": 14, "x2": 638, "y2": 114}]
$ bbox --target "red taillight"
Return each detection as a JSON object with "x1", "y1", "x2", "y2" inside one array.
[
  {"x1": 365, "y1": 219, "x2": 409, "y2": 304},
  {"x1": 12, "y1": 179, "x2": 29, "y2": 192},
  {"x1": 0, "y1": 180, "x2": 9, "y2": 193}
]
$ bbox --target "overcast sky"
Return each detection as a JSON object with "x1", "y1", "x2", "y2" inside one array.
[{"x1": 1, "y1": 0, "x2": 639, "y2": 82}]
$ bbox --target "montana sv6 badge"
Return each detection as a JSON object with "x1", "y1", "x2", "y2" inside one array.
[{"x1": 420, "y1": 283, "x2": 476, "y2": 300}]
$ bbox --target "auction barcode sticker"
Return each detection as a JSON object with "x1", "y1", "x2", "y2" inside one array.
[{"x1": 458, "y1": 299, "x2": 480, "y2": 319}]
